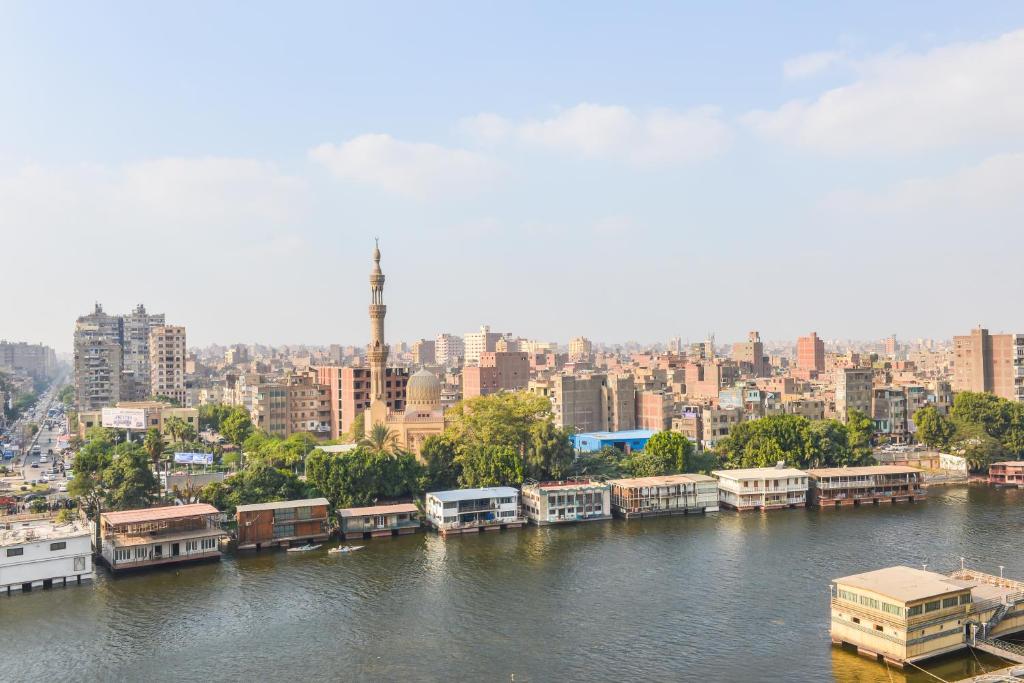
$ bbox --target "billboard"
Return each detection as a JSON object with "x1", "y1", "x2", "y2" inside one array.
[
  {"x1": 101, "y1": 407, "x2": 146, "y2": 430},
  {"x1": 174, "y1": 452, "x2": 214, "y2": 465}
]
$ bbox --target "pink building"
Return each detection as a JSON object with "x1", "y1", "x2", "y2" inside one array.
[
  {"x1": 635, "y1": 390, "x2": 672, "y2": 431},
  {"x1": 796, "y1": 332, "x2": 825, "y2": 374},
  {"x1": 463, "y1": 351, "x2": 529, "y2": 398},
  {"x1": 989, "y1": 461, "x2": 1024, "y2": 487}
]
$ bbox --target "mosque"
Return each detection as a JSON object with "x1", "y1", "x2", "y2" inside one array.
[{"x1": 364, "y1": 242, "x2": 445, "y2": 459}]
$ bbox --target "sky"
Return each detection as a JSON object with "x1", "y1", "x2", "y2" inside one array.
[{"x1": 2, "y1": 2, "x2": 1024, "y2": 353}]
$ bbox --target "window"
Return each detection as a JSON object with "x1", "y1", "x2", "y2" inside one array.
[
  {"x1": 881, "y1": 602, "x2": 904, "y2": 617},
  {"x1": 874, "y1": 625, "x2": 884, "y2": 632},
  {"x1": 114, "y1": 548, "x2": 131, "y2": 561},
  {"x1": 925, "y1": 600, "x2": 941, "y2": 613},
  {"x1": 74, "y1": 556, "x2": 86, "y2": 571},
  {"x1": 135, "y1": 547, "x2": 148, "y2": 560},
  {"x1": 907, "y1": 605, "x2": 923, "y2": 617},
  {"x1": 50, "y1": 541, "x2": 67, "y2": 551},
  {"x1": 960, "y1": 594, "x2": 972, "y2": 605},
  {"x1": 6, "y1": 547, "x2": 24, "y2": 557},
  {"x1": 942, "y1": 597, "x2": 959, "y2": 609},
  {"x1": 201, "y1": 538, "x2": 217, "y2": 551}
]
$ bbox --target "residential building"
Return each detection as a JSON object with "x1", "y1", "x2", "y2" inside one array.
[
  {"x1": 73, "y1": 304, "x2": 124, "y2": 410},
  {"x1": 731, "y1": 331, "x2": 767, "y2": 376},
  {"x1": 435, "y1": 333, "x2": 464, "y2": 367},
  {"x1": 315, "y1": 365, "x2": 409, "y2": 439},
  {"x1": 338, "y1": 503, "x2": 421, "y2": 540},
  {"x1": 99, "y1": 504, "x2": 226, "y2": 572},
  {"x1": 713, "y1": 465, "x2": 808, "y2": 511},
  {"x1": 411, "y1": 339, "x2": 436, "y2": 365},
  {"x1": 830, "y1": 566, "x2": 1024, "y2": 666},
  {"x1": 462, "y1": 351, "x2": 529, "y2": 398},
  {"x1": 608, "y1": 474, "x2": 719, "y2": 518},
  {"x1": 235, "y1": 498, "x2": 331, "y2": 550},
  {"x1": 0, "y1": 517, "x2": 93, "y2": 594},
  {"x1": 635, "y1": 390, "x2": 672, "y2": 431},
  {"x1": 568, "y1": 336, "x2": 593, "y2": 363},
  {"x1": 250, "y1": 372, "x2": 331, "y2": 438},
  {"x1": 807, "y1": 466, "x2": 925, "y2": 507},
  {"x1": 424, "y1": 487, "x2": 524, "y2": 536},
  {"x1": 835, "y1": 368, "x2": 874, "y2": 422},
  {"x1": 570, "y1": 429, "x2": 656, "y2": 453},
  {"x1": 796, "y1": 332, "x2": 825, "y2": 374},
  {"x1": 0, "y1": 341, "x2": 58, "y2": 380},
  {"x1": 463, "y1": 325, "x2": 505, "y2": 365},
  {"x1": 520, "y1": 480, "x2": 611, "y2": 525},
  {"x1": 122, "y1": 304, "x2": 165, "y2": 400},
  {"x1": 149, "y1": 325, "x2": 187, "y2": 405},
  {"x1": 784, "y1": 397, "x2": 825, "y2": 421},
  {"x1": 872, "y1": 387, "x2": 909, "y2": 443},
  {"x1": 988, "y1": 461, "x2": 1024, "y2": 487},
  {"x1": 952, "y1": 327, "x2": 1022, "y2": 401}
]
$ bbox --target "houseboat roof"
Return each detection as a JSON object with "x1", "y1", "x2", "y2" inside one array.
[
  {"x1": 712, "y1": 467, "x2": 806, "y2": 479},
  {"x1": 338, "y1": 503, "x2": 418, "y2": 517},
  {"x1": 523, "y1": 480, "x2": 610, "y2": 490},
  {"x1": 806, "y1": 465, "x2": 921, "y2": 478},
  {"x1": 103, "y1": 503, "x2": 219, "y2": 525},
  {"x1": 236, "y1": 498, "x2": 330, "y2": 513},
  {"x1": 834, "y1": 566, "x2": 970, "y2": 603},
  {"x1": 573, "y1": 429, "x2": 657, "y2": 440},
  {"x1": 990, "y1": 461, "x2": 1024, "y2": 467},
  {"x1": 427, "y1": 487, "x2": 519, "y2": 502},
  {"x1": 606, "y1": 474, "x2": 716, "y2": 487},
  {"x1": 1, "y1": 519, "x2": 90, "y2": 547}
]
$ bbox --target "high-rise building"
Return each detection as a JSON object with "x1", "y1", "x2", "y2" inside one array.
[
  {"x1": 251, "y1": 371, "x2": 331, "y2": 438},
  {"x1": 884, "y1": 334, "x2": 898, "y2": 358},
  {"x1": 149, "y1": 325, "x2": 187, "y2": 405},
  {"x1": 435, "y1": 333, "x2": 464, "y2": 367},
  {"x1": 568, "y1": 336, "x2": 593, "y2": 363},
  {"x1": 731, "y1": 331, "x2": 767, "y2": 377},
  {"x1": 952, "y1": 327, "x2": 1022, "y2": 401},
  {"x1": 74, "y1": 304, "x2": 124, "y2": 410},
  {"x1": 411, "y1": 339, "x2": 436, "y2": 366},
  {"x1": 463, "y1": 325, "x2": 505, "y2": 365},
  {"x1": 315, "y1": 365, "x2": 408, "y2": 439},
  {"x1": 122, "y1": 304, "x2": 165, "y2": 400},
  {"x1": 835, "y1": 368, "x2": 874, "y2": 421},
  {"x1": 796, "y1": 332, "x2": 825, "y2": 374},
  {"x1": 0, "y1": 341, "x2": 58, "y2": 380}
]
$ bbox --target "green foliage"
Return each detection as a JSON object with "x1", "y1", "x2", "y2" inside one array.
[
  {"x1": 57, "y1": 384, "x2": 75, "y2": 408},
  {"x1": 526, "y1": 420, "x2": 575, "y2": 481},
  {"x1": 103, "y1": 443, "x2": 159, "y2": 510},
  {"x1": 717, "y1": 414, "x2": 871, "y2": 470},
  {"x1": 241, "y1": 431, "x2": 318, "y2": 470},
  {"x1": 359, "y1": 423, "x2": 400, "y2": 456},
  {"x1": 348, "y1": 412, "x2": 365, "y2": 442},
  {"x1": 143, "y1": 427, "x2": 167, "y2": 470},
  {"x1": 912, "y1": 406, "x2": 957, "y2": 450},
  {"x1": 445, "y1": 391, "x2": 552, "y2": 457},
  {"x1": 305, "y1": 447, "x2": 423, "y2": 509},
  {"x1": 457, "y1": 444, "x2": 524, "y2": 488},
  {"x1": 30, "y1": 499, "x2": 49, "y2": 513},
  {"x1": 948, "y1": 392, "x2": 1024, "y2": 460},
  {"x1": 566, "y1": 446, "x2": 629, "y2": 479},
  {"x1": 55, "y1": 508, "x2": 75, "y2": 524},
  {"x1": 198, "y1": 403, "x2": 241, "y2": 431},
  {"x1": 75, "y1": 427, "x2": 118, "y2": 474},
  {"x1": 220, "y1": 409, "x2": 254, "y2": 446},
  {"x1": 420, "y1": 435, "x2": 460, "y2": 491},
  {"x1": 641, "y1": 431, "x2": 695, "y2": 473},
  {"x1": 199, "y1": 464, "x2": 313, "y2": 515}
]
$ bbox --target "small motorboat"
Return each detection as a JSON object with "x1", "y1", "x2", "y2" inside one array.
[
  {"x1": 328, "y1": 545, "x2": 365, "y2": 555},
  {"x1": 286, "y1": 543, "x2": 322, "y2": 553}
]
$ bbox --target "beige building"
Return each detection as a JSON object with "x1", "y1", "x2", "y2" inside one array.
[
  {"x1": 77, "y1": 401, "x2": 199, "y2": 438},
  {"x1": 608, "y1": 474, "x2": 719, "y2": 518},
  {"x1": 831, "y1": 566, "x2": 1024, "y2": 667},
  {"x1": 835, "y1": 367, "x2": 873, "y2": 421},
  {"x1": 250, "y1": 371, "x2": 331, "y2": 438},
  {"x1": 568, "y1": 336, "x2": 593, "y2": 362},
  {"x1": 713, "y1": 466, "x2": 808, "y2": 511},
  {"x1": 463, "y1": 325, "x2": 505, "y2": 365},
  {"x1": 534, "y1": 372, "x2": 636, "y2": 433},
  {"x1": 434, "y1": 333, "x2": 464, "y2": 367},
  {"x1": 149, "y1": 325, "x2": 187, "y2": 405},
  {"x1": 953, "y1": 327, "x2": 1023, "y2": 401}
]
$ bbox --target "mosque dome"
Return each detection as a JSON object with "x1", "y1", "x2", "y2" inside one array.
[{"x1": 406, "y1": 369, "x2": 441, "y2": 409}]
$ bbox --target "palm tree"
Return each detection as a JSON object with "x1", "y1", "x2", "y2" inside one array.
[
  {"x1": 359, "y1": 423, "x2": 399, "y2": 456},
  {"x1": 163, "y1": 416, "x2": 186, "y2": 443},
  {"x1": 143, "y1": 427, "x2": 168, "y2": 498}
]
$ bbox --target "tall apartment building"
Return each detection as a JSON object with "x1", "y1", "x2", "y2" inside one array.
[
  {"x1": 411, "y1": 339, "x2": 436, "y2": 366},
  {"x1": 463, "y1": 325, "x2": 505, "y2": 365},
  {"x1": 149, "y1": 326, "x2": 187, "y2": 405},
  {"x1": 796, "y1": 332, "x2": 825, "y2": 374},
  {"x1": 251, "y1": 372, "x2": 331, "y2": 438},
  {"x1": 884, "y1": 334, "x2": 898, "y2": 357},
  {"x1": 835, "y1": 368, "x2": 874, "y2": 421},
  {"x1": 434, "y1": 333, "x2": 464, "y2": 367},
  {"x1": 636, "y1": 390, "x2": 673, "y2": 431},
  {"x1": 0, "y1": 341, "x2": 58, "y2": 380},
  {"x1": 122, "y1": 304, "x2": 165, "y2": 400},
  {"x1": 731, "y1": 330, "x2": 767, "y2": 377},
  {"x1": 314, "y1": 365, "x2": 409, "y2": 438},
  {"x1": 568, "y1": 336, "x2": 593, "y2": 362},
  {"x1": 872, "y1": 387, "x2": 909, "y2": 443},
  {"x1": 534, "y1": 373, "x2": 636, "y2": 433},
  {"x1": 74, "y1": 304, "x2": 125, "y2": 410},
  {"x1": 952, "y1": 327, "x2": 1023, "y2": 401},
  {"x1": 463, "y1": 351, "x2": 529, "y2": 398}
]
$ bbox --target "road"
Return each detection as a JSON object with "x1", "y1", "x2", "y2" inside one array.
[{"x1": 1, "y1": 380, "x2": 70, "y2": 507}]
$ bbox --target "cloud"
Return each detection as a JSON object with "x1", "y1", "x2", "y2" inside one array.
[
  {"x1": 745, "y1": 29, "x2": 1024, "y2": 155},
  {"x1": 309, "y1": 133, "x2": 499, "y2": 199},
  {"x1": 782, "y1": 50, "x2": 844, "y2": 79},
  {"x1": 461, "y1": 103, "x2": 730, "y2": 165}
]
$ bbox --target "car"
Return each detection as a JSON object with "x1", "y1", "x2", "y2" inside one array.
[
  {"x1": 30, "y1": 463, "x2": 39, "y2": 468},
  {"x1": 57, "y1": 484, "x2": 67, "y2": 493},
  {"x1": 40, "y1": 475, "x2": 49, "y2": 483}
]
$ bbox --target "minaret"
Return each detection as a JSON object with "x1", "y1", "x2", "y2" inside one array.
[{"x1": 367, "y1": 239, "x2": 389, "y2": 408}]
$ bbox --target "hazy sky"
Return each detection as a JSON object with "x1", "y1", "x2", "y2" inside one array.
[{"x1": 3, "y1": 2, "x2": 1024, "y2": 353}]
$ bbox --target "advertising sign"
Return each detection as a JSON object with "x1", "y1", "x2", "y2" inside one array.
[
  {"x1": 101, "y1": 407, "x2": 147, "y2": 430},
  {"x1": 174, "y1": 452, "x2": 214, "y2": 465}
]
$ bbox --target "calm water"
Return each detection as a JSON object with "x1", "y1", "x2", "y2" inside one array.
[{"x1": 2, "y1": 486, "x2": 1022, "y2": 682}]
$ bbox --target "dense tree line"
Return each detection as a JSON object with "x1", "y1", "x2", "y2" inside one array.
[
  {"x1": 713, "y1": 411, "x2": 874, "y2": 470},
  {"x1": 913, "y1": 392, "x2": 1024, "y2": 470}
]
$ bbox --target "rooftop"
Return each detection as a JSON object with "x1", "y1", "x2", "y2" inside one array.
[
  {"x1": 573, "y1": 429, "x2": 657, "y2": 440},
  {"x1": 236, "y1": 498, "x2": 330, "y2": 514},
  {"x1": 713, "y1": 467, "x2": 806, "y2": 479},
  {"x1": 806, "y1": 465, "x2": 921, "y2": 478},
  {"x1": 427, "y1": 487, "x2": 519, "y2": 502},
  {"x1": 834, "y1": 566, "x2": 970, "y2": 603},
  {"x1": 607, "y1": 474, "x2": 716, "y2": 487},
  {"x1": 0, "y1": 519, "x2": 90, "y2": 547},
  {"x1": 525, "y1": 480, "x2": 610, "y2": 490},
  {"x1": 103, "y1": 503, "x2": 219, "y2": 526},
  {"x1": 338, "y1": 503, "x2": 418, "y2": 517}
]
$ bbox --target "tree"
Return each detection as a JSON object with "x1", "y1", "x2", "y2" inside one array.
[
  {"x1": 68, "y1": 471, "x2": 105, "y2": 551},
  {"x1": 348, "y1": 412, "x2": 365, "y2": 442},
  {"x1": 566, "y1": 446, "x2": 629, "y2": 479},
  {"x1": 359, "y1": 423, "x2": 400, "y2": 456},
  {"x1": 143, "y1": 427, "x2": 167, "y2": 472},
  {"x1": 103, "y1": 443, "x2": 159, "y2": 510},
  {"x1": 913, "y1": 406, "x2": 956, "y2": 450},
  {"x1": 420, "y1": 435, "x2": 460, "y2": 491},
  {"x1": 220, "y1": 409, "x2": 253, "y2": 447},
  {"x1": 200, "y1": 464, "x2": 313, "y2": 515},
  {"x1": 526, "y1": 421, "x2": 575, "y2": 480},
  {"x1": 163, "y1": 416, "x2": 187, "y2": 443},
  {"x1": 642, "y1": 431, "x2": 695, "y2": 473},
  {"x1": 305, "y1": 447, "x2": 423, "y2": 509},
  {"x1": 457, "y1": 444, "x2": 524, "y2": 488},
  {"x1": 845, "y1": 409, "x2": 875, "y2": 464},
  {"x1": 445, "y1": 391, "x2": 553, "y2": 457}
]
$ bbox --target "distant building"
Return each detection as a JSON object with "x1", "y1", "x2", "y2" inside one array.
[
  {"x1": 635, "y1": 390, "x2": 672, "y2": 431},
  {"x1": 424, "y1": 487, "x2": 524, "y2": 536},
  {"x1": 149, "y1": 325, "x2": 187, "y2": 405},
  {"x1": 713, "y1": 466, "x2": 808, "y2": 511},
  {"x1": 434, "y1": 333, "x2": 464, "y2": 367},
  {"x1": 250, "y1": 371, "x2": 331, "y2": 438},
  {"x1": 520, "y1": 480, "x2": 611, "y2": 525},
  {"x1": 535, "y1": 373, "x2": 636, "y2": 433},
  {"x1": 315, "y1": 365, "x2": 408, "y2": 439},
  {"x1": 463, "y1": 325, "x2": 506, "y2": 365},
  {"x1": 99, "y1": 504, "x2": 226, "y2": 572},
  {"x1": 731, "y1": 331, "x2": 767, "y2": 376},
  {"x1": 411, "y1": 339, "x2": 436, "y2": 365},
  {"x1": 568, "y1": 336, "x2": 593, "y2": 363},
  {"x1": 835, "y1": 368, "x2": 874, "y2": 421},
  {"x1": 122, "y1": 304, "x2": 165, "y2": 400},
  {"x1": 235, "y1": 498, "x2": 331, "y2": 550},
  {"x1": 796, "y1": 332, "x2": 825, "y2": 374},
  {"x1": 338, "y1": 503, "x2": 421, "y2": 540},
  {"x1": 462, "y1": 351, "x2": 529, "y2": 398},
  {"x1": 0, "y1": 517, "x2": 93, "y2": 594},
  {"x1": 0, "y1": 341, "x2": 58, "y2": 380},
  {"x1": 872, "y1": 387, "x2": 909, "y2": 443},
  {"x1": 608, "y1": 474, "x2": 719, "y2": 518},
  {"x1": 570, "y1": 429, "x2": 656, "y2": 454},
  {"x1": 77, "y1": 401, "x2": 198, "y2": 438},
  {"x1": 952, "y1": 327, "x2": 1023, "y2": 401}
]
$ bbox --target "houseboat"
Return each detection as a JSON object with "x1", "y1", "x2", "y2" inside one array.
[
  {"x1": 989, "y1": 461, "x2": 1024, "y2": 488},
  {"x1": 713, "y1": 465, "x2": 808, "y2": 511},
  {"x1": 99, "y1": 503, "x2": 227, "y2": 572},
  {"x1": 807, "y1": 465, "x2": 925, "y2": 507},
  {"x1": 236, "y1": 498, "x2": 331, "y2": 550},
  {"x1": 0, "y1": 516, "x2": 93, "y2": 594},
  {"x1": 338, "y1": 503, "x2": 421, "y2": 540},
  {"x1": 520, "y1": 479, "x2": 611, "y2": 525},
  {"x1": 607, "y1": 474, "x2": 718, "y2": 519},
  {"x1": 424, "y1": 487, "x2": 523, "y2": 536}
]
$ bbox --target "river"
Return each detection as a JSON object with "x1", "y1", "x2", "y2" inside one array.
[{"x1": 1, "y1": 485, "x2": 1021, "y2": 682}]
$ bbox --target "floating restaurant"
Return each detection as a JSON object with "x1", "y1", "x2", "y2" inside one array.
[
  {"x1": 338, "y1": 503, "x2": 421, "y2": 540},
  {"x1": 989, "y1": 461, "x2": 1024, "y2": 487},
  {"x1": 607, "y1": 474, "x2": 718, "y2": 519},
  {"x1": 712, "y1": 465, "x2": 809, "y2": 511},
  {"x1": 424, "y1": 487, "x2": 524, "y2": 536},
  {"x1": 99, "y1": 504, "x2": 227, "y2": 572},
  {"x1": 830, "y1": 565, "x2": 1024, "y2": 668},
  {"x1": 806, "y1": 465, "x2": 925, "y2": 508},
  {"x1": 520, "y1": 479, "x2": 611, "y2": 525}
]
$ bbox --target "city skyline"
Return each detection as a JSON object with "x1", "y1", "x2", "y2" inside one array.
[{"x1": 4, "y1": 3, "x2": 1024, "y2": 350}]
